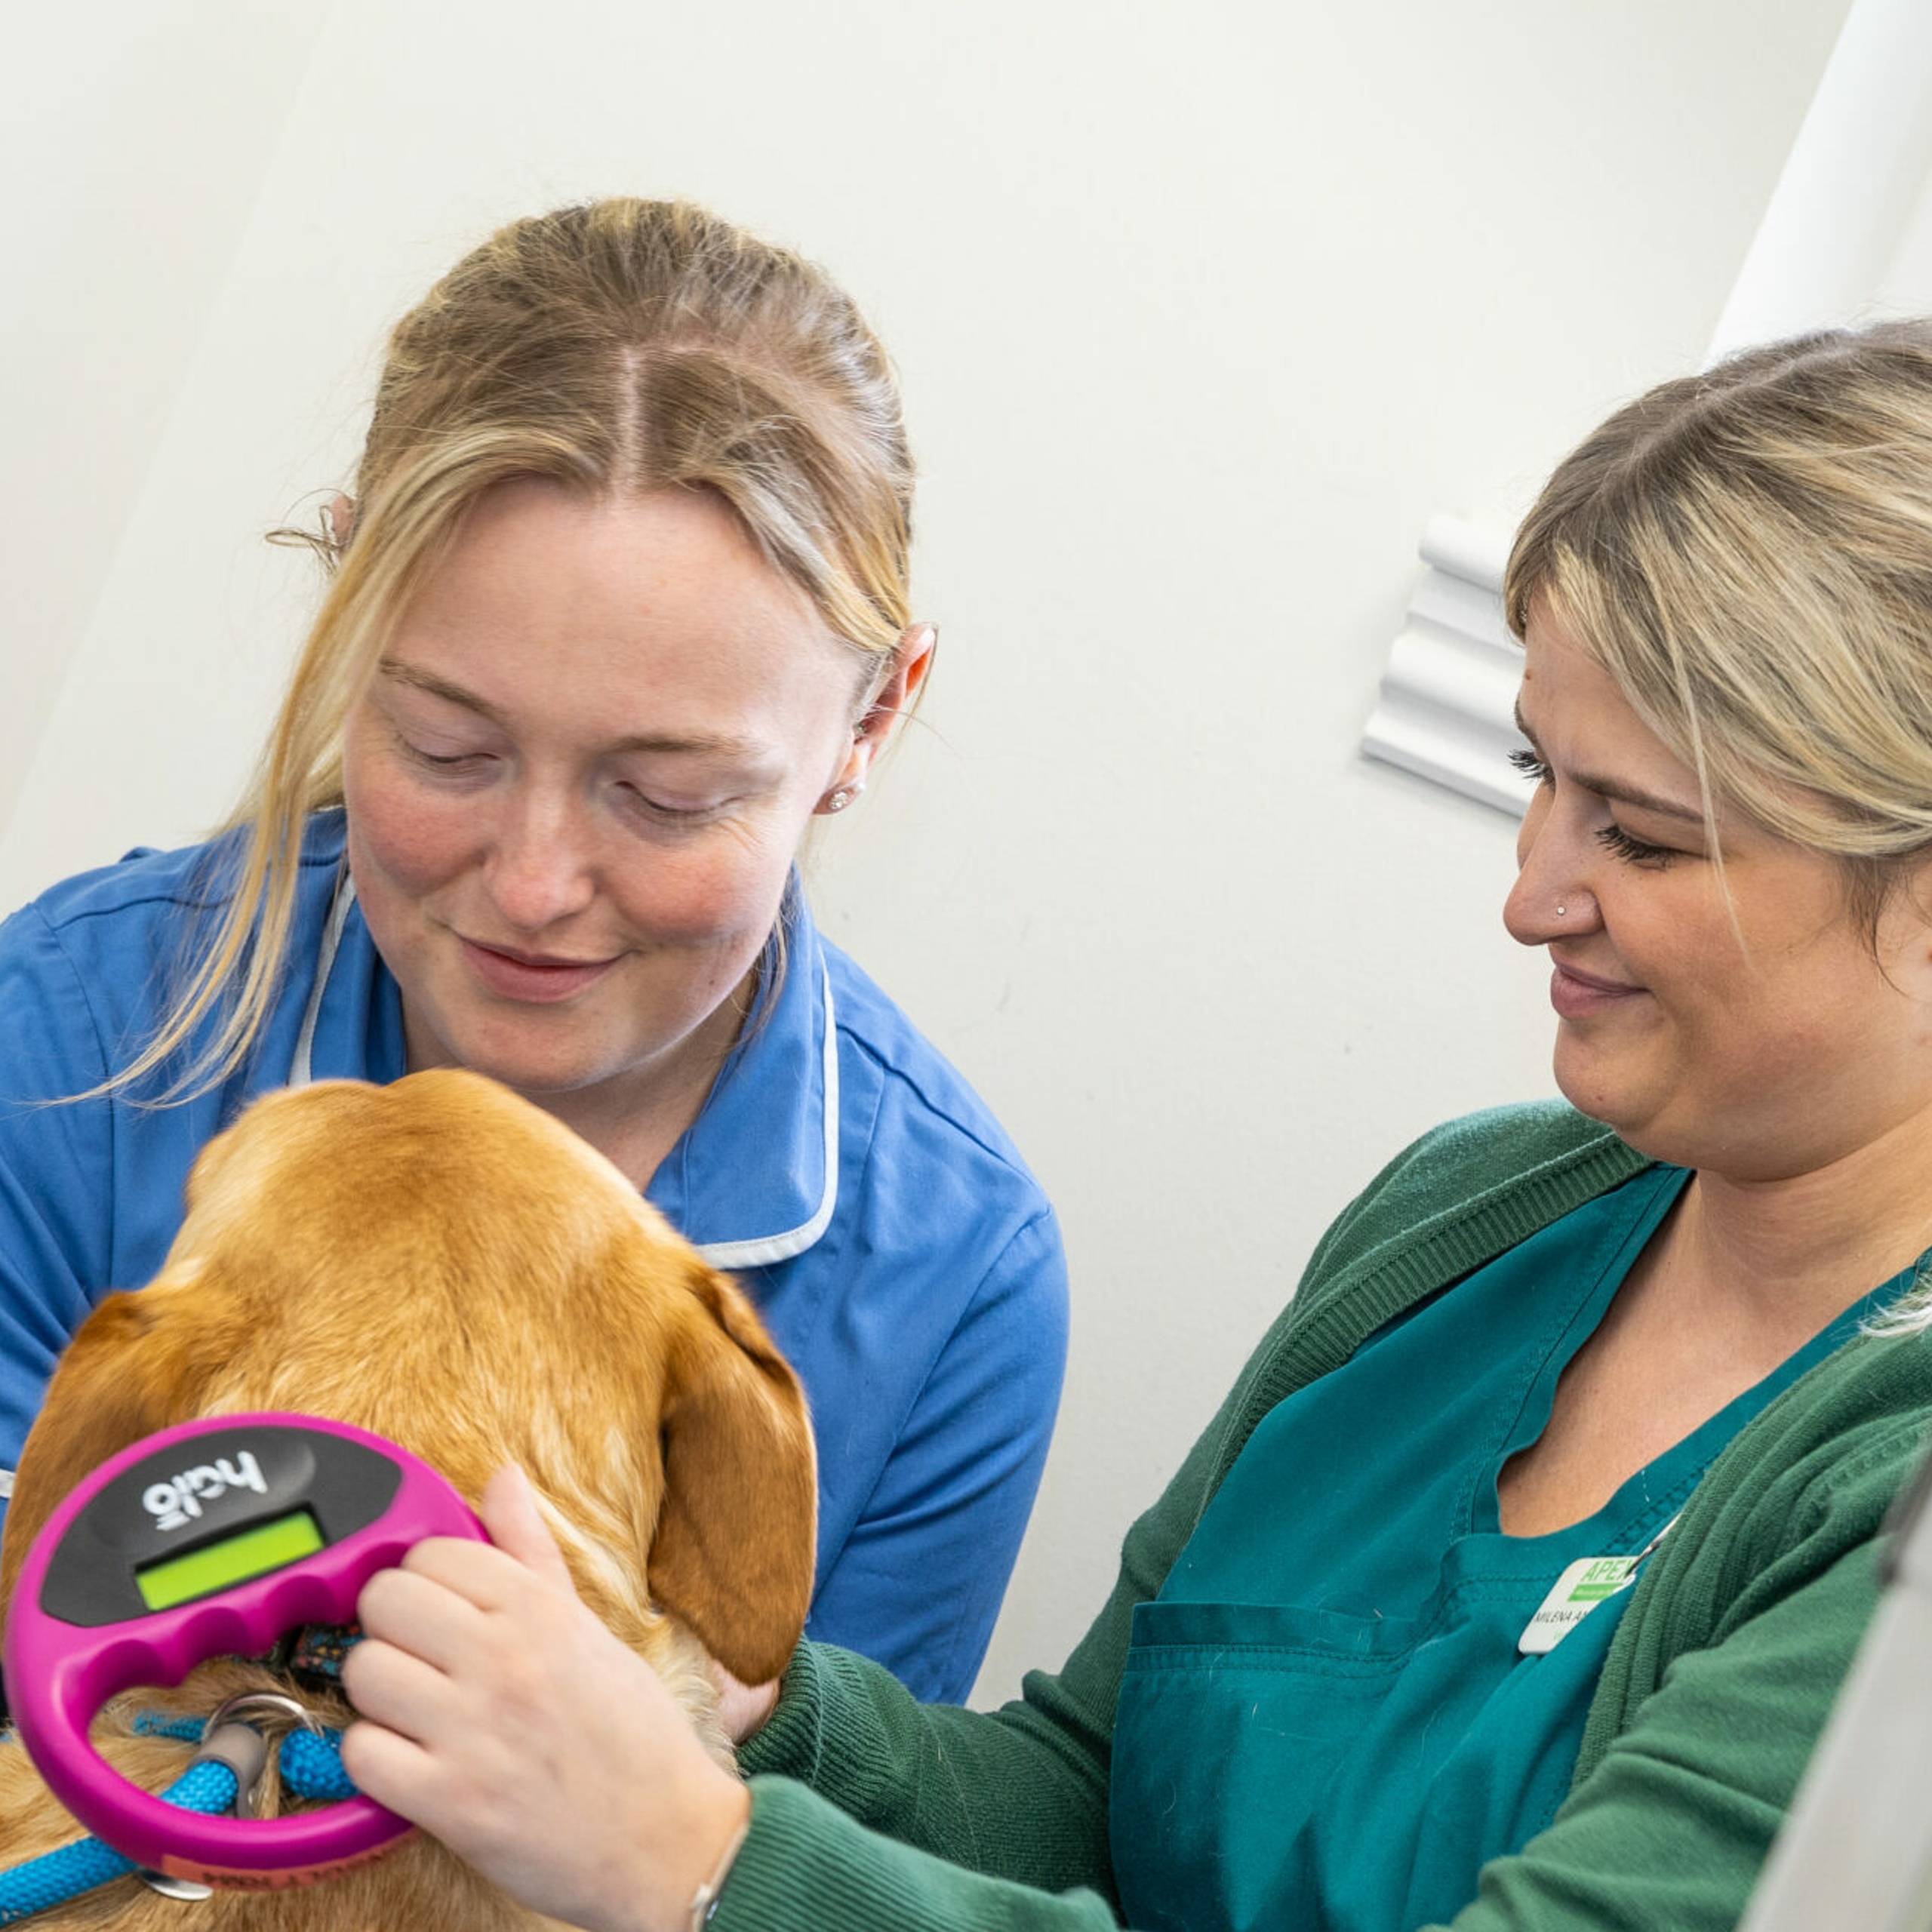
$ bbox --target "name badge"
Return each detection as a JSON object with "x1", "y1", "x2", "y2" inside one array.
[{"x1": 1518, "y1": 1554, "x2": 1641, "y2": 1655}]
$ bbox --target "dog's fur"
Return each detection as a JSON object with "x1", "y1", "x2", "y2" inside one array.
[{"x1": 0, "y1": 1069, "x2": 816, "y2": 1929}]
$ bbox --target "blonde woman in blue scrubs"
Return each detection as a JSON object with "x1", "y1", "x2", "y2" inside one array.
[
  {"x1": 0, "y1": 199, "x2": 1067, "y2": 1707},
  {"x1": 341, "y1": 321, "x2": 1932, "y2": 1932}
]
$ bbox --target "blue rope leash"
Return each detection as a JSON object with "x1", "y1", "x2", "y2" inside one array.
[
  {"x1": 281, "y1": 1724, "x2": 355, "y2": 1801},
  {"x1": 0, "y1": 1721, "x2": 355, "y2": 1921},
  {"x1": 130, "y1": 1712, "x2": 355, "y2": 1798},
  {"x1": 0, "y1": 1760, "x2": 238, "y2": 1924}
]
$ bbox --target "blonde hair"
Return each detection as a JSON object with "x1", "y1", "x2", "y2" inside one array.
[
  {"x1": 1506, "y1": 319, "x2": 1932, "y2": 1334},
  {"x1": 1505, "y1": 319, "x2": 1932, "y2": 939},
  {"x1": 124, "y1": 198, "x2": 915, "y2": 1100}
]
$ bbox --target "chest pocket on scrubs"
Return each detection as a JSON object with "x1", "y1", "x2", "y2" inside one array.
[
  {"x1": 1109, "y1": 1524, "x2": 1644, "y2": 1932},
  {"x1": 1113, "y1": 1595, "x2": 1420, "y2": 1932}
]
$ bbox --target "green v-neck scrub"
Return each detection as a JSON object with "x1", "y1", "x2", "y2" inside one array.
[{"x1": 1109, "y1": 1167, "x2": 1890, "y2": 1932}]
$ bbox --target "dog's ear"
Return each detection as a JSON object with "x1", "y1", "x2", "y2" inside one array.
[
  {"x1": 648, "y1": 1263, "x2": 817, "y2": 1686},
  {"x1": 0, "y1": 1289, "x2": 197, "y2": 1615}
]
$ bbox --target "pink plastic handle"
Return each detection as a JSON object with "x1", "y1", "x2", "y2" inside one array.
[{"x1": 4, "y1": 1412, "x2": 485, "y2": 1884}]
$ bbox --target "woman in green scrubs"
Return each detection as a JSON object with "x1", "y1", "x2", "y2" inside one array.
[{"x1": 341, "y1": 320, "x2": 1932, "y2": 1932}]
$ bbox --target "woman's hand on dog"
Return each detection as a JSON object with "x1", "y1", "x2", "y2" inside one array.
[{"x1": 343, "y1": 1463, "x2": 750, "y2": 1932}]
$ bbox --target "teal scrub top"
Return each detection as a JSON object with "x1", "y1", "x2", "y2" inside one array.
[{"x1": 1109, "y1": 1167, "x2": 1890, "y2": 1932}]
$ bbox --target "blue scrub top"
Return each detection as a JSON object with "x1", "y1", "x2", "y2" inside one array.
[
  {"x1": 1110, "y1": 1168, "x2": 1887, "y2": 1932},
  {"x1": 0, "y1": 814, "x2": 1068, "y2": 1702}
]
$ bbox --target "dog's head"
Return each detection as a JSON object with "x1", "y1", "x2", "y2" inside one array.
[{"x1": 0, "y1": 1069, "x2": 817, "y2": 1687}]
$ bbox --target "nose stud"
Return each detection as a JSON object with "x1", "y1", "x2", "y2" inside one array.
[{"x1": 1555, "y1": 904, "x2": 1567, "y2": 916}]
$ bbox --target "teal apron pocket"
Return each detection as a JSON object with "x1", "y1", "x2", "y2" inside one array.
[{"x1": 1111, "y1": 1598, "x2": 1417, "y2": 1932}]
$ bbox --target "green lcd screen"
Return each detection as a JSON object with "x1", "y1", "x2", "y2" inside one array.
[{"x1": 134, "y1": 1509, "x2": 325, "y2": 1612}]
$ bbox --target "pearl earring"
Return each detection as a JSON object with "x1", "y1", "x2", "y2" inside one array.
[{"x1": 826, "y1": 783, "x2": 865, "y2": 813}]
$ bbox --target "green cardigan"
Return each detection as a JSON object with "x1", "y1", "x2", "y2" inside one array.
[{"x1": 726, "y1": 1102, "x2": 1932, "y2": 1931}]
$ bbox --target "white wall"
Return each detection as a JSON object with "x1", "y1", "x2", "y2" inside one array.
[
  {"x1": 1707, "y1": 0, "x2": 1932, "y2": 356},
  {"x1": 2, "y1": 0, "x2": 1856, "y2": 1702}
]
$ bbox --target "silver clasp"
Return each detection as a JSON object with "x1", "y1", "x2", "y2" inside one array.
[{"x1": 137, "y1": 1691, "x2": 325, "y2": 1900}]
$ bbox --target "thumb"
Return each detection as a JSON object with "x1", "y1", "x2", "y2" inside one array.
[{"x1": 477, "y1": 1463, "x2": 577, "y2": 1594}]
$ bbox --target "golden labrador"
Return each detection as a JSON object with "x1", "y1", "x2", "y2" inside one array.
[{"x1": 0, "y1": 1068, "x2": 815, "y2": 1929}]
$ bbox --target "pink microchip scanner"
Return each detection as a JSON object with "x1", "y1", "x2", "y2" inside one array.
[{"x1": 4, "y1": 1411, "x2": 485, "y2": 1886}]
